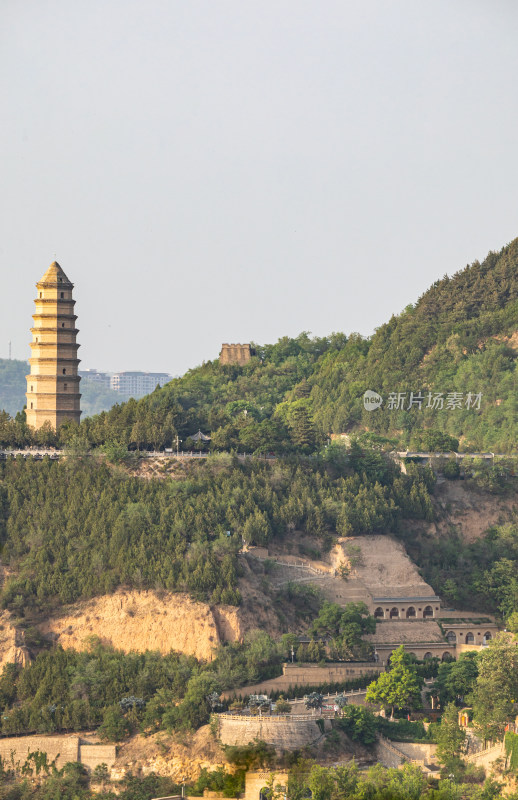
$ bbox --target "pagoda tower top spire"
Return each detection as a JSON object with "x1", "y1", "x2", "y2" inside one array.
[{"x1": 39, "y1": 261, "x2": 73, "y2": 286}]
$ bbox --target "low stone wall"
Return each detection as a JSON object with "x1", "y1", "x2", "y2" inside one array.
[
  {"x1": 375, "y1": 736, "x2": 437, "y2": 769},
  {"x1": 395, "y1": 741, "x2": 437, "y2": 762},
  {"x1": 200, "y1": 771, "x2": 290, "y2": 800},
  {"x1": 218, "y1": 714, "x2": 329, "y2": 750},
  {"x1": 0, "y1": 735, "x2": 116, "y2": 774},
  {"x1": 282, "y1": 662, "x2": 382, "y2": 684},
  {"x1": 465, "y1": 742, "x2": 505, "y2": 771},
  {"x1": 375, "y1": 737, "x2": 405, "y2": 768},
  {"x1": 0, "y1": 735, "x2": 79, "y2": 771},
  {"x1": 222, "y1": 662, "x2": 382, "y2": 699},
  {"x1": 456, "y1": 643, "x2": 484, "y2": 656},
  {"x1": 79, "y1": 743, "x2": 117, "y2": 772}
]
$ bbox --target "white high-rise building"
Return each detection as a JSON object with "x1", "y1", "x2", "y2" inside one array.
[{"x1": 109, "y1": 371, "x2": 171, "y2": 398}]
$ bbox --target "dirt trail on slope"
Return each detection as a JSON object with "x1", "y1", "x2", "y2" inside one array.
[{"x1": 248, "y1": 534, "x2": 435, "y2": 608}]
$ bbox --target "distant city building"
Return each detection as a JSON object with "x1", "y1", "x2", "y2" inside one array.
[
  {"x1": 79, "y1": 369, "x2": 172, "y2": 399},
  {"x1": 109, "y1": 371, "x2": 171, "y2": 398},
  {"x1": 219, "y1": 343, "x2": 255, "y2": 366},
  {"x1": 78, "y1": 369, "x2": 110, "y2": 387},
  {"x1": 26, "y1": 262, "x2": 81, "y2": 430}
]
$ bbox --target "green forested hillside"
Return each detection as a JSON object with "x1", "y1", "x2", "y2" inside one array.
[
  {"x1": 0, "y1": 451, "x2": 433, "y2": 615},
  {"x1": 69, "y1": 238, "x2": 518, "y2": 452},
  {"x1": 1, "y1": 238, "x2": 517, "y2": 451},
  {"x1": 307, "y1": 240, "x2": 518, "y2": 449}
]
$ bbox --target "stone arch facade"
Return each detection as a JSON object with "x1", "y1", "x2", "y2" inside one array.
[
  {"x1": 376, "y1": 642, "x2": 456, "y2": 664},
  {"x1": 370, "y1": 597, "x2": 440, "y2": 619}
]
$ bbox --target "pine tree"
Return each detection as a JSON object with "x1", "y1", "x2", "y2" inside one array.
[{"x1": 366, "y1": 645, "x2": 422, "y2": 717}]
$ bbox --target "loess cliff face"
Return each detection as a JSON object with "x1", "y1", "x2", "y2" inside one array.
[
  {"x1": 113, "y1": 725, "x2": 229, "y2": 782},
  {"x1": 0, "y1": 555, "x2": 305, "y2": 670},
  {"x1": 37, "y1": 590, "x2": 246, "y2": 661},
  {"x1": 0, "y1": 611, "x2": 30, "y2": 672}
]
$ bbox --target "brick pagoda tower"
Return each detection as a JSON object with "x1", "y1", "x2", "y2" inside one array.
[{"x1": 25, "y1": 262, "x2": 81, "y2": 430}]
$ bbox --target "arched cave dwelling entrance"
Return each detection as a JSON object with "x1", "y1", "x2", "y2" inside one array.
[
  {"x1": 374, "y1": 607, "x2": 384, "y2": 619},
  {"x1": 423, "y1": 605, "x2": 434, "y2": 618},
  {"x1": 406, "y1": 606, "x2": 416, "y2": 618},
  {"x1": 466, "y1": 632, "x2": 475, "y2": 644},
  {"x1": 483, "y1": 631, "x2": 492, "y2": 643},
  {"x1": 446, "y1": 631, "x2": 456, "y2": 644},
  {"x1": 442, "y1": 652, "x2": 454, "y2": 662},
  {"x1": 390, "y1": 607, "x2": 399, "y2": 619}
]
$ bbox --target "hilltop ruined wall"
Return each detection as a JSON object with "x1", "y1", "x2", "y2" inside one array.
[{"x1": 219, "y1": 344, "x2": 254, "y2": 366}]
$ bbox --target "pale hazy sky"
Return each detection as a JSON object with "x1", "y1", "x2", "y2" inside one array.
[{"x1": 2, "y1": 1, "x2": 518, "y2": 374}]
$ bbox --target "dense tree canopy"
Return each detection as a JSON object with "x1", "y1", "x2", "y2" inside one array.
[
  {"x1": 470, "y1": 633, "x2": 518, "y2": 740},
  {"x1": 308, "y1": 601, "x2": 375, "y2": 660},
  {"x1": 434, "y1": 652, "x2": 479, "y2": 707},
  {"x1": 404, "y1": 518, "x2": 518, "y2": 617},
  {"x1": 366, "y1": 646, "x2": 423, "y2": 717},
  {"x1": 0, "y1": 451, "x2": 434, "y2": 615}
]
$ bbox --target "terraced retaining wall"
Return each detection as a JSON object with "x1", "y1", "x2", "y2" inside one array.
[
  {"x1": 0, "y1": 735, "x2": 116, "y2": 773},
  {"x1": 222, "y1": 662, "x2": 383, "y2": 699},
  {"x1": 218, "y1": 714, "x2": 331, "y2": 750}
]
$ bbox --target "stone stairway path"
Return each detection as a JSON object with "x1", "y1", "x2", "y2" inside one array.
[{"x1": 247, "y1": 553, "x2": 372, "y2": 608}]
